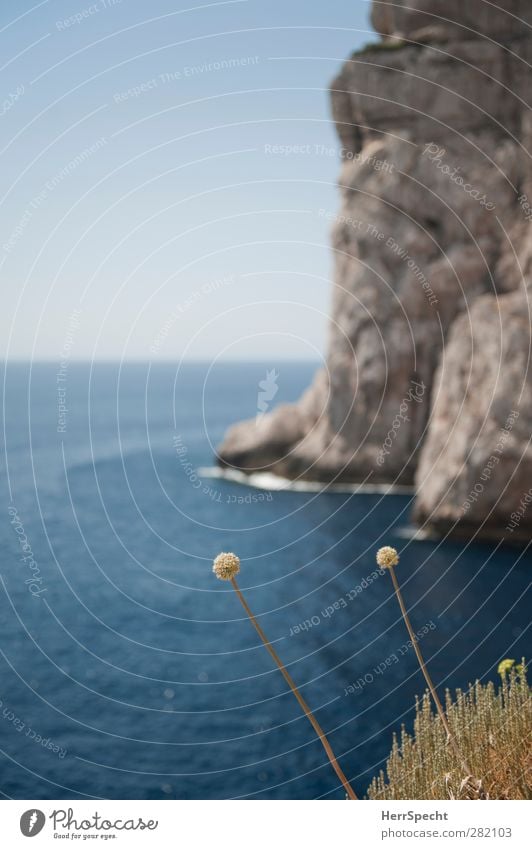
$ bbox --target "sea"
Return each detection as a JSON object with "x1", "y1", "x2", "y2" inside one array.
[{"x1": 0, "y1": 362, "x2": 530, "y2": 799}]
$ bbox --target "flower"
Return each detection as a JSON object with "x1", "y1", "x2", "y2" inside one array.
[
  {"x1": 376, "y1": 546, "x2": 399, "y2": 569},
  {"x1": 213, "y1": 552, "x2": 240, "y2": 581},
  {"x1": 497, "y1": 658, "x2": 515, "y2": 677}
]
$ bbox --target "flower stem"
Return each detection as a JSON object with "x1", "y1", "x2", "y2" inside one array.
[
  {"x1": 231, "y1": 577, "x2": 358, "y2": 800},
  {"x1": 388, "y1": 565, "x2": 483, "y2": 793}
]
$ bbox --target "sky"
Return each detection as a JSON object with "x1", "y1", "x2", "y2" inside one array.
[{"x1": 0, "y1": 0, "x2": 371, "y2": 361}]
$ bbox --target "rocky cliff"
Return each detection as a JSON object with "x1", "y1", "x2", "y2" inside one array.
[{"x1": 218, "y1": 0, "x2": 532, "y2": 541}]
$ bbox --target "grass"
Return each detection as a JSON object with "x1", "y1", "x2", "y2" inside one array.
[{"x1": 367, "y1": 664, "x2": 531, "y2": 800}]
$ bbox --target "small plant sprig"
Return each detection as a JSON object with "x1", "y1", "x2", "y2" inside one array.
[
  {"x1": 213, "y1": 552, "x2": 358, "y2": 800},
  {"x1": 376, "y1": 546, "x2": 486, "y2": 799}
]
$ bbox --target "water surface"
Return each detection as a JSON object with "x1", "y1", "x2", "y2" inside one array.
[{"x1": 0, "y1": 362, "x2": 530, "y2": 799}]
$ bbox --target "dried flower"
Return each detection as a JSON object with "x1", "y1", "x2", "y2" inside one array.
[
  {"x1": 212, "y1": 551, "x2": 358, "y2": 799},
  {"x1": 212, "y1": 552, "x2": 240, "y2": 581},
  {"x1": 376, "y1": 546, "x2": 399, "y2": 569}
]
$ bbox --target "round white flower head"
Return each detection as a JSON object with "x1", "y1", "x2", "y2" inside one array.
[
  {"x1": 376, "y1": 546, "x2": 399, "y2": 569},
  {"x1": 213, "y1": 552, "x2": 240, "y2": 581}
]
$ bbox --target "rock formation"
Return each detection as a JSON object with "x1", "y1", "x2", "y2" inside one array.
[{"x1": 218, "y1": 0, "x2": 532, "y2": 541}]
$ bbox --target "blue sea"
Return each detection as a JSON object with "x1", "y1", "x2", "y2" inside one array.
[{"x1": 0, "y1": 362, "x2": 530, "y2": 800}]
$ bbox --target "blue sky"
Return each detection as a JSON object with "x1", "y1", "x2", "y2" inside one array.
[{"x1": 1, "y1": 0, "x2": 372, "y2": 360}]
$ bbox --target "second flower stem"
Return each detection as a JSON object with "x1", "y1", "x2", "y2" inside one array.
[{"x1": 388, "y1": 565, "x2": 479, "y2": 786}]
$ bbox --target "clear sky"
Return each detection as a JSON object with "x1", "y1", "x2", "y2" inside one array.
[{"x1": 0, "y1": 0, "x2": 371, "y2": 361}]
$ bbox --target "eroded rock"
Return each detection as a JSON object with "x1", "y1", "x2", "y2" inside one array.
[{"x1": 217, "y1": 1, "x2": 532, "y2": 539}]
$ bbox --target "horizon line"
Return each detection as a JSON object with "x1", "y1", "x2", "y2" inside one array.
[{"x1": 1, "y1": 357, "x2": 322, "y2": 365}]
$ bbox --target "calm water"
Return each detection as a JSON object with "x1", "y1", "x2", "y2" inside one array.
[{"x1": 0, "y1": 362, "x2": 530, "y2": 800}]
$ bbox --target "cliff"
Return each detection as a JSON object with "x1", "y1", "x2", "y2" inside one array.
[{"x1": 218, "y1": 0, "x2": 532, "y2": 541}]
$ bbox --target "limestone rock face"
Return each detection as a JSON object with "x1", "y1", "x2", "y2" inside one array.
[
  {"x1": 413, "y1": 291, "x2": 532, "y2": 539},
  {"x1": 370, "y1": 0, "x2": 532, "y2": 42},
  {"x1": 217, "y1": 1, "x2": 532, "y2": 539}
]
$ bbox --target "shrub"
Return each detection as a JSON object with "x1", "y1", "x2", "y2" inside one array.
[{"x1": 367, "y1": 665, "x2": 531, "y2": 800}]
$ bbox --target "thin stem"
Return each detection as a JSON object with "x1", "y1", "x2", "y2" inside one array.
[
  {"x1": 231, "y1": 577, "x2": 358, "y2": 800},
  {"x1": 388, "y1": 565, "x2": 477, "y2": 781}
]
